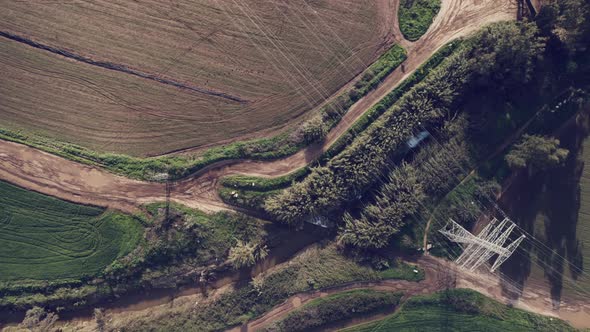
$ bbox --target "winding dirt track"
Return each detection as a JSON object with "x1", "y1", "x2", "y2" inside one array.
[
  {"x1": 229, "y1": 255, "x2": 590, "y2": 331},
  {"x1": 0, "y1": 0, "x2": 517, "y2": 214}
]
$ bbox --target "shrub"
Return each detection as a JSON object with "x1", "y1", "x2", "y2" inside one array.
[
  {"x1": 505, "y1": 134, "x2": 569, "y2": 171},
  {"x1": 300, "y1": 115, "x2": 328, "y2": 144},
  {"x1": 399, "y1": 0, "x2": 442, "y2": 41},
  {"x1": 228, "y1": 240, "x2": 269, "y2": 269}
]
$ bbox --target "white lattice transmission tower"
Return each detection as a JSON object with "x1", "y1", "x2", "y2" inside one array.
[{"x1": 439, "y1": 218, "x2": 526, "y2": 272}]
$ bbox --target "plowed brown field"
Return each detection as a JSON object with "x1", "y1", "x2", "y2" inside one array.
[{"x1": 0, "y1": 0, "x2": 393, "y2": 156}]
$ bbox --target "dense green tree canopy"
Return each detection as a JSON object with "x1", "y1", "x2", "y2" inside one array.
[
  {"x1": 505, "y1": 134, "x2": 569, "y2": 171},
  {"x1": 265, "y1": 21, "x2": 546, "y2": 226}
]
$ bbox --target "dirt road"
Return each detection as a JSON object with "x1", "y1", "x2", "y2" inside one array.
[
  {"x1": 229, "y1": 255, "x2": 590, "y2": 331},
  {"x1": 0, "y1": 0, "x2": 517, "y2": 214}
]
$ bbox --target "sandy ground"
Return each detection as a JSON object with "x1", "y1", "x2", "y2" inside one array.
[{"x1": 0, "y1": 0, "x2": 517, "y2": 215}]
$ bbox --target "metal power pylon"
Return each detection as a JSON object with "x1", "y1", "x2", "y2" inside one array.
[{"x1": 439, "y1": 218, "x2": 525, "y2": 272}]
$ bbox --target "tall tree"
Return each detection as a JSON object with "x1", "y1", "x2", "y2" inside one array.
[{"x1": 505, "y1": 134, "x2": 569, "y2": 172}]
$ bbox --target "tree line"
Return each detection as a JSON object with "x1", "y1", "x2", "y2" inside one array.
[{"x1": 265, "y1": 22, "x2": 544, "y2": 226}]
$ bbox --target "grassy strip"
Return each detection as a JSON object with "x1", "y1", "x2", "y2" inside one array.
[
  {"x1": 0, "y1": 180, "x2": 143, "y2": 282},
  {"x1": 399, "y1": 0, "x2": 442, "y2": 41},
  {"x1": 265, "y1": 289, "x2": 402, "y2": 332},
  {"x1": 218, "y1": 187, "x2": 279, "y2": 212},
  {"x1": 351, "y1": 45, "x2": 408, "y2": 100},
  {"x1": 0, "y1": 45, "x2": 406, "y2": 182},
  {"x1": 220, "y1": 167, "x2": 310, "y2": 191},
  {"x1": 343, "y1": 289, "x2": 575, "y2": 331},
  {"x1": 322, "y1": 40, "x2": 461, "y2": 162},
  {"x1": 379, "y1": 262, "x2": 425, "y2": 281},
  {"x1": 117, "y1": 245, "x2": 422, "y2": 331}
]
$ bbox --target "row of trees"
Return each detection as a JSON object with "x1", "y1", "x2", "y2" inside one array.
[
  {"x1": 265, "y1": 21, "x2": 545, "y2": 226},
  {"x1": 338, "y1": 163, "x2": 424, "y2": 248},
  {"x1": 288, "y1": 45, "x2": 407, "y2": 146},
  {"x1": 337, "y1": 120, "x2": 474, "y2": 249}
]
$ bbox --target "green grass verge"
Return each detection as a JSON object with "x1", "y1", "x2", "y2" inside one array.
[
  {"x1": 220, "y1": 167, "x2": 311, "y2": 191},
  {"x1": 218, "y1": 187, "x2": 279, "y2": 212},
  {"x1": 0, "y1": 180, "x2": 143, "y2": 282},
  {"x1": 379, "y1": 262, "x2": 425, "y2": 281},
  {"x1": 351, "y1": 45, "x2": 407, "y2": 99},
  {"x1": 342, "y1": 289, "x2": 575, "y2": 332},
  {"x1": 399, "y1": 0, "x2": 442, "y2": 41},
  {"x1": 266, "y1": 289, "x2": 403, "y2": 332}
]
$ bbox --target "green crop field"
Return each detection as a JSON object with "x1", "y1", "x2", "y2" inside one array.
[
  {"x1": 399, "y1": 0, "x2": 442, "y2": 41},
  {"x1": 0, "y1": 181, "x2": 143, "y2": 281},
  {"x1": 342, "y1": 289, "x2": 574, "y2": 332}
]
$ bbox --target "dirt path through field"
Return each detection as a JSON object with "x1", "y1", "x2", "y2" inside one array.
[
  {"x1": 0, "y1": 0, "x2": 517, "y2": 214},
  {"x1": 228, "y1": 255, "x2": 590, "y2": 331},
  {"x1": 0, "y1": 140, "x2": 228, "y2": 213}
]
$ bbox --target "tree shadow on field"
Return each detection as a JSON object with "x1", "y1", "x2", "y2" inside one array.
[
  {"x1": 499, "y1": 112, "x2": 589, "y2": 306},
  {"x1": 498, "y1": 169, "x2": 543, "y2": 300}
]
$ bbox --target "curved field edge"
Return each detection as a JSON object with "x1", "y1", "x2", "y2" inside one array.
[
  {"x1": 0, "y1": 1, "x2": 389, "y2": 156},
  {"x1": 0, "y1": 180, "x2": 143, "y2": 282},
  {"x1": 341, "y1": 289, "x2": 575, "y2": 332},
  {"x1": 0, "y1": 44, "x2": 407, "y2": 181},
  {"x1": 399, "y1": 0, "x2": 442, "y2": 41}
]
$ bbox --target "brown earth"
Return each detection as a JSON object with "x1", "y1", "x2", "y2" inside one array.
[
  {"x1": 0, "y1": 0, "x2": 517, "y2": 215},
  {"x1": 0, "y1": 0, "x2": 391, "y2": 156}
]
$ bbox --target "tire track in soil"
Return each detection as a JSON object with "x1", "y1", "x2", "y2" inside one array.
[{"x1": 0, "y1": 30, "x2": 247, "y2": 104}]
